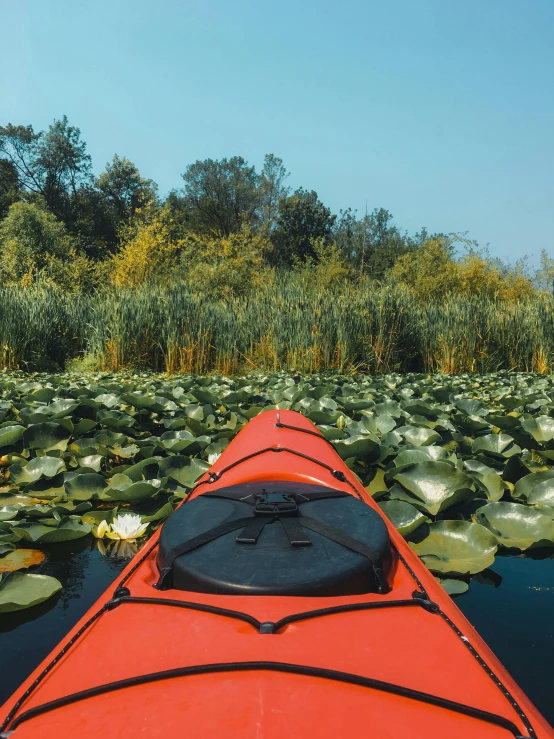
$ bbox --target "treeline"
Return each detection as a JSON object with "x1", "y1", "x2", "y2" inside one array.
[{"x1": 1, "y1": 115, "x2": 552, "y2": 300}]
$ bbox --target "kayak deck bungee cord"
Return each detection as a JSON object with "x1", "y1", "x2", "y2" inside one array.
[{"x1": 1, "y1": 410, "x2": 552, "y2": 738}]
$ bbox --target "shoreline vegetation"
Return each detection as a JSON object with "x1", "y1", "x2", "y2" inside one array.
[
  {"x1": 1, "y1": 116, "x2": 554, "y2": 375},
  {"x1": 1, "y1": 282, "x2": 554, "y2": 375}
]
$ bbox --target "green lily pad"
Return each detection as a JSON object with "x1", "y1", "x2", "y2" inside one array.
[
  {"x1": 65, "y1": 473, "x2": 107, "y2": 500},
  {"x1": 0, "y1": 572, "x2": 62, "y2": 612},
  {"x1": 120, "y1": 392, "x2": 159, "y2": 409},
  {"x1": 435, "y1": 577, "x2": 469, "y2": 595},
  {"x1": 399, "y1": 426, "x2": 442, "y2": 447},
  {"x1": 513, "y1": 470, "x2": 554, "y2": 508},
  {"x1": 104, "y1": 474, "x2": 160, "y2": 502},
  {"x1": 389, "y1": 461, "x2": 475, "y2": 515},
  {"x1": 0, "y1": 425, "x2": 25, "y2": 448},
  {"x1": 9, "y1": 456, "x2": 65, "y2": 485},
  {"x1": 77, "y1": 455, "x2": 104, "y2": 472},
  {"x1": 29, "y1": 387, "x2": 56, "y2": 403},
  {"x1": 468, "y1": 471, "x2": 507, "y2": 502},
  {"x1": 410, "y1": 520, "x2": 497, "y2": 575},
  {"x1": 365, "y1": 468, "x2": 388, "y2": 498},
  {"x1": 471, "y1": 434, "x2": 521, "y2": 459},
  {"x1": 332, "y1": 435, "x2": 380, "y2": 461},
  {"x1": 378, "y1": 500, "x2": 430, "y2": 537},
  {"x1": 12, "y1": 518, "x2": 92, "y2": 543},
  {"x1": 140, "y1": 502, "x2": 174, "y2": 523},
  {"x1": 23, "y1": 423, "x2": 70, "y2": 452},
  {"x1": 0, "y1": 506, "x2": 19, "y2": 521},
  {"x1": 45, "y1": 399, "x2": 79, "y2": 418},
  {"x1": 158, "y1": 456, "x2": 210, "y2": 488},
  {"x1": 521, "y1": 415, "x2": 554, "y2": 444},
  {"x1": 473, "y1": 501, "x2": 554, "y2": 550}
]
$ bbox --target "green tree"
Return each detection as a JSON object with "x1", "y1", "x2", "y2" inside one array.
[
  {"x1": 334, "y1": 207, "x2": 412, "y2": 279},
  {"x1": 0, "y1": 159, "x2": 20, "y2": 218},
  {"x1": 97, "y1": 154, "x2": 157, "y2": 223},
  {"x1": 271, "y1": 189, "x2": 336, "y2": 265},
  {"x1": 180, "y1": 156, "x2": 261, "y2": 235},
  {"x1": 0, "y1": 117, "x2": 92, "y2": 222},
  {"x1": 0, "y1": 201, "x2": 74, "y2": 284},
  {"x1": 259, "y1": 154, "x2": 289, "y2": 234}
]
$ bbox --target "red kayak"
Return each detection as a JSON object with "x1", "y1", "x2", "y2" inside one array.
[{"x1": 1, "y1": 410, "x2": 552, "y2": 738}]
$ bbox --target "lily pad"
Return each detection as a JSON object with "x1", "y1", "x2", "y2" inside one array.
[
  {"x1": 0, "y1": 506, "x2": 19, "y2": 521},
  {"x1": 521, "y1": 415, "x2": 554, "y2": 445},
  {"x1": 410, "y1": 520, "x2": 497, "y2": 575},
  {"x1": 471, "y1": 434, "x2": 521, "y2": 460},
  {"x1": 12, "y1": 518, "x2": 92, "y2": 543},
  {"x1": 379, "y1": 500, "x2": 430, "y2": 537},
  {"x1": 389, "y1": 461, "x2": 475, "y2": 515},
  {"x1": 0, "y1": 572, "x2": 62, "y2": 612},
  {"x1": 512, "y1": 470, "x2": 554, "y2": 508},
  {"x1": 77, "y1": 454, "x2": 104, "y2": 472},
  {"x1": 0, "y1": 425, "x2": 25, "y2": 448},
  {"x1": 332, "y1": 435, "x2": 380, "y2": 461},
  {"x1": 0, "y1": 549, "x2": 46, "y2": 572},
  {"x1": 23, "y1": 423, "x2": 70, "y2": 452},
  {"x1": 435, "y1": 577, "x2": 469, "y2": 595},
  {"x1": 158, "y1": 456, "x2": 210, "y2": 488},
  {"x1": 104, "y1": 474, "x2": 160, "y2": 502},
  {"x1": 473, "y1": 502, "x2": 554, "y2": 550},
  {"x1": 399, "y1": 426, "x2": 441, "y2": 447},
  {"x1": 9, "y1": 456, "x2": 65, "y2": 485},
  {"x1": 65, "y1": 473, "x2": 107, "y2": 500}
]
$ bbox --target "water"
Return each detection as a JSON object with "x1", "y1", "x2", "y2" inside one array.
[{"x1": 0, "y1": 541, "x2": 553, "y2": 727}]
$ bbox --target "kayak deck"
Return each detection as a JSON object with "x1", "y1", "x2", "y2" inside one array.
[{"x1": 1, "y1": 410, "x2": 552, "y2": 738}]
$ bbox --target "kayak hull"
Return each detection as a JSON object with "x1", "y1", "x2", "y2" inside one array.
[{"x1": 1, "y1": 410, "x2": 552, "y2": 739}]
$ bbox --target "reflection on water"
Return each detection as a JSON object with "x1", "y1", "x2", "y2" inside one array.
[{"x1": 0, "y1": 540, "x2": 553, "y2": 727}]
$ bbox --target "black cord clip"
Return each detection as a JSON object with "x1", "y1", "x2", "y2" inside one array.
[{"x1": 412, "y1": 590, "x2": 440, "y2": 614}]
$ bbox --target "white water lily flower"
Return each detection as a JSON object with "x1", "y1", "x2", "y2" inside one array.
[
  {"x1": 208, "y1": 452, "x2": 221, "y2": 465},
  {"x1": 93, "y1": 519, "x2": 110, "y2": 539},
  {"x1": 105, "y1": 513, "x2": 149, "y2": 541}
]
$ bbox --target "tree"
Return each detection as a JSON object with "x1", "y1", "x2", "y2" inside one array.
[
  {"x1": 180, "y1": 156, "x2": 260, "y2": 236},
  {"x1": 69, "y1": 186, "x2": 120, "y2": 259},
  {"x1": 535, "y1": 250, "x2": 554, "y2": 296},
  {"x1": 0, "y1": 202, "x2": 74, "y2": 284},
  {"x1": 271, "y1": 189, "x2": 336, "y2": 265},
  {"x1": 97, "y1": 155, "x2": 157, "y2": 223},
  {"x1": 181, "y1": 229, "x2": 272, "y2": 299},
  {"x1": 110, "y1": 204, "x2": 184, "y2": 288},
  {"x1": 392, "y1": 237, "x2": 535, "y2": 302},
  {"x1": 391, "y1": 236, "x2": 459, "y2": 299},
  {"x1": 0, "y1": 159, "x2": 20, "y2": 218},
  {"x1": 0, "y1": 117, "x2": 92, "y2": 221},
  {"x1": 0, "y1": 124, "x2": 42, "y2": 195},
  {"x1": 259, "y1": 154, "x2": 289, "y2": 234},
  {"x1": 334, "y1": 208, "x2": 412, "y2": 279}
]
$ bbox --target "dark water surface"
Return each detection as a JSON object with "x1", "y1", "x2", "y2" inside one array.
[{"x1": 0, "y1": 540, "x2": 553, "y2": 727}]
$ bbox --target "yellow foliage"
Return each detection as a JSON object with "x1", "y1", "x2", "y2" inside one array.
[
  {"x1": 292, "y1": 238, "x2": 350, "y2": 291},
  {"x1": 391, "y1": 237, "x2": 459, "y2": 300},
  {"x1": 392, "y1": 237, "x2": 536, "y2": 302},
  {"x1": 110, "y1": 205, "x2": 183, "y2": 288},
  {"x1": 182, "y1": 228, "x2": 272, "y2": 299},
  {"x1": 457, "y1": 254, "x2": 535, "y2": 302}
]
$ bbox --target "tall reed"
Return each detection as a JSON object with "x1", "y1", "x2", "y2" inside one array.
[{"x1": 1, "y1": 284, "x2": 553, "y2": 374}]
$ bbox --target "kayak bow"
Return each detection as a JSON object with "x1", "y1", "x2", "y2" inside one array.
[{"x1": 1, "y1": 410, "x2": 552, "y2": 738}]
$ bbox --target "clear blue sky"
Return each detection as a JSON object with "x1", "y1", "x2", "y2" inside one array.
[{"x1": 2, "y1": 0, "x2": 553, "y2": 265}]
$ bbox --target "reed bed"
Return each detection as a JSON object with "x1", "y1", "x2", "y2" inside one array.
[{"x1": 1, "y1": 284, "x2": 553, "y2": 374}]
